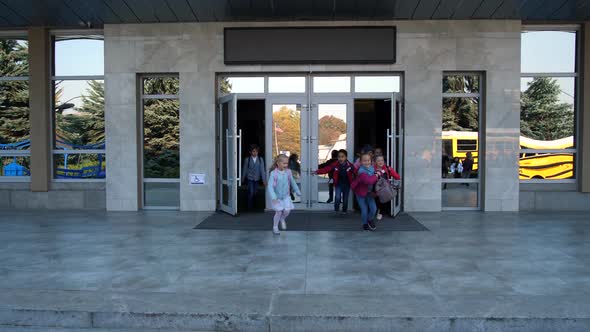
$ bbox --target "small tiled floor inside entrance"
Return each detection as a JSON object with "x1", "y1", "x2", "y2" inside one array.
[{"x1": 1, "y1": 210, "x2": 589, "y2": 331}]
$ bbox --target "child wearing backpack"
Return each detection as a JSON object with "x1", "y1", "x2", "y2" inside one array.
[
  {"x1": 351, "y1": 153, "x2": 379, "y2": 231},
  {"x1": 267, "y1": 154, "x2": 301, "y2": 235},
  {"x1": 314, "y1": 149, "x2": 355, "y2": 214},
  {"x1": 374, "y1": 155, "x2": 401, "y2": 220}
]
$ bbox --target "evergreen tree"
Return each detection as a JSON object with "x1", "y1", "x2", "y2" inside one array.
[
  {"x1": 520, "y1": 77, "x2": 574, "y2": 141},
  {"x1": 0, "y1": 39, "x2": 29, "y2": 145},
  {"x1": 142, "y1": 77, "x2": 180, "y2": 178},
  {"x1": 442, "y1": 75, "x2": 479, "y2": 132}
]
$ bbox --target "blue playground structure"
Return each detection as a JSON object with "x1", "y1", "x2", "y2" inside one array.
[
  {"x1": 54, "y1": 137, "x2": 106, "y2": 179},
  {"x1": 1, "y1": 138, "x2": 106, "y2": 178},
  {"x1": 1, "y1": 139, "x2": 31, "y2": 177}
]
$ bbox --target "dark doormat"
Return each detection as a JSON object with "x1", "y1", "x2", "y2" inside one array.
[{"x1": 194, "y1": 211, "x2": 428, "y2": 231}]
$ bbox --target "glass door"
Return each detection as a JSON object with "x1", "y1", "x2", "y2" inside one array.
[
  {"x1": 311, "y1": 100, "x2": 353, "y2": 210},
  {"x1": 266, "y1": 97, "x2": 308, "y2": 208},
  {"x1": 387, "y1": 93, "x2": 403, "y2": 216},
  {"x1": 218, "y1": 94, "x2": 239, "y2": 215}
]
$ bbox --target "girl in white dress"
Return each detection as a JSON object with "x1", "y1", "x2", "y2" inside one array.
[{"x1": 267, "y1": 154, "x2": 301, "y2": 235}]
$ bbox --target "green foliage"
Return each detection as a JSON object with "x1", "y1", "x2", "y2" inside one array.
[
  {"x1": 272, "y1": 106, "x2": 301, "y2": 156},
  {"x1": 318, "y1": 115, "x2": 346, "y2": 146},
  {"x1": 520, "y1": 77, "x2": 574, "y2": 141},
  {"x1": 220, "y1": 77, "x2": 232, "y2": 94},
  {"x1": 0, "y1": 40, "x2": 29, "y2": 145},
  {"x1": 442, "y1": 75, "x2": 480, "y2": 132}
]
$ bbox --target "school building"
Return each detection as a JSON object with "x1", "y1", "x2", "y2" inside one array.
[{"x1": 1, "y1": 0, "x2": 589, "y2": 214}]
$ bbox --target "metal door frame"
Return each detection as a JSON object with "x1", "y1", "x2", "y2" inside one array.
[{"x1": 217, "y1": 93, "x2": 240, "y2": 215}]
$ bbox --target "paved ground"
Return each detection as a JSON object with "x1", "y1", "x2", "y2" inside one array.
[{"x1": 1, "y1": 210, "x2": 590, "y2": 331}]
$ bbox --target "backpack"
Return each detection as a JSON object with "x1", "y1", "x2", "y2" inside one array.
[
  {"x1": 375, "y1": 177, "x2": 396, "y2": 203},
  {"x1": 272, "y1": 169, "x2": 293, "y2": 193}
]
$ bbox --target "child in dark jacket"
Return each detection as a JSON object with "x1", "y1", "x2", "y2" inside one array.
[
  {"x1": 318, "y1": 150, "x2": 339, "y2": 203},
  {"x1": 315, "y1": 149, "x2": 355, "y2": 213},
  {"x1": 351, "y1": 153, "x2": 379, "y2": 231}
]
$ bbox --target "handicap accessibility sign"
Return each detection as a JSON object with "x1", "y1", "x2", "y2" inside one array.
[{"x1": 189, "y1": 173, "x2": 206, "y2": 185}]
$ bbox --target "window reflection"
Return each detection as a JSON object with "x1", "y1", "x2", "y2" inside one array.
[
  {"x1": 317, "y1": 104, "x2": 347, "y2": 204},
  {"x1": 313, "y1": 76, "x2": 351, "y2": 93}
]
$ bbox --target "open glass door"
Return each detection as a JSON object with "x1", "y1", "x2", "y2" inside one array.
[
  {"x1": 218, "y1": 94, "x2": 239, "y2": 215},
  {"x1": 387, "y1": 93, "x2": 403, "y2": 217}
]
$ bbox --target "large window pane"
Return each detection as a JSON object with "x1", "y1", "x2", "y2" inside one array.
[
  {"x1": 0, "y1": 39, "x2": 28, "y2": 76},
  {"x1": 521, "y1": 31, "x2": 576, "y2": 73},
  {"x1": 268, "y1": 77, "x2": 305, "y2": 93},
  {"x1": 442, "y1": 97, "x2": 479, "y2": 180},
  {"x1": 0, "y1": 81, "x2": 29, "y2": 149},
  {"x1": 313, "y1": 76, "x2": 351, "y2": 93},
  {"x1": 272, "y1": 104, "x2": 301, "y2": 160},
  {"x1": 143, "y1": 99, "x2": 180, "y2": 178},
  {"x1": 443, "y1": 75, "x2": 480, "y2": 93},
  {"x1": 1, "y1": 156, "x2": 30, "y2": 176},
  {"x1": 442, "y1": 183, "x2": 479, "y2": 208},
  {"x1": 520, "y1": 77, "x2": 575, "y2": 144},
  {"x1": 144, "y1": 182, "x2": 180, "y2": 207},
  {"x1": 53, "y1": 80, "x2": 105, "y2": 149},
  {"x1": 519, "y1": 152, "x2": 574, "y2": 180},
  {"x1": 354, "y1": 76, "x2": 400, "y2": 93},
  {"x1": 220, "y1": 77, "x2": 264, "y2": 94},
  {"x1": 143, "y1": 76, "x2": 179, "y2": 95},
  {"x1": 54, "y1": 153, "x2": 105, "y2": 179},
  {"x1": 54, "y1": 37, "x2": 104, "y2": 76}
]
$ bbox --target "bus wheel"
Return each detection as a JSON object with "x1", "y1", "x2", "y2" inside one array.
[{"x1": 532, "y1": 175, "x2": 544, "y2": 179}]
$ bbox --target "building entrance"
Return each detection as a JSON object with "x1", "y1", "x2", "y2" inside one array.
[{"x1": 216, "y1": 74, "x2": 403, "y2": 216}]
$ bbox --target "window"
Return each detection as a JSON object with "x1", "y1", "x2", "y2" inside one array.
[
  {"x1": 0, "y1": 35, "x2": 30, "y2": 179},
  {"x1": 313, "y1": 76, "x2": 351, "y2": 93},
  {"x1": 520, "y1": 29, "x2": 578, "y2": 181},
  {"x1": 354, "y1": 76, "x2": 400, "y2": 93},
  {"x1": 442, "y1": 73, "x2": 482, "y2": 209},
  {"x1": 51, "y1": 34, "x2": 105, "y2": 180},
  {"x1": 141, "y1": 75, "x2": 180, "y2": 208},
  {"x1": 219, "y1": 76, "x2": 264, "y2": 94}
]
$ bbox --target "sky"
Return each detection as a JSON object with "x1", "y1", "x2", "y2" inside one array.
[{"x1": 51, "y1": 31, "x2": 576, "y2": 109}]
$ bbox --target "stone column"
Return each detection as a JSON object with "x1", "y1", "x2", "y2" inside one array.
[{"x1": 28, "y1": 27, "x2": 51, "y2": 192}]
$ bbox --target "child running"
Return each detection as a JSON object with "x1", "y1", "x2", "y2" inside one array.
[
  {"x1": 374, "y1": 155, "x2": 401, "y2": 220},
  {"x1": 267, "y1": 154, "x2": 301, "y2": 235},
  {"x1": 314, "y1": 149, "x2": 355, "y2": 214},
  {"x1": 351, "y1": 153, "x2": 379, "y2": 231}
]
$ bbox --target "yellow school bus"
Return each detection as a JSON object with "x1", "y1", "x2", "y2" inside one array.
[
  {"x1": 442, "y1": 131, "x2": 479, "y2": 172},
  {"x1": 442, "y1": 131, "x2": 574, "y2": 179},
  {"x1": 519, "y1": 136, "x2": 574, "y2": 180}
]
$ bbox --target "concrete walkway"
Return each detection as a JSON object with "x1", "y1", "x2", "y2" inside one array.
[{"x1": 1, "y1": 210, "x2": 589, "y2": 331}]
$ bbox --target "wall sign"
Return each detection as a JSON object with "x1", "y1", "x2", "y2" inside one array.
[
  {"x1": 189, "y1": 173, "x2": 206, "y2": 185},
  {"x1": 224, "y1": 26, "x2": 396, "y2": 65}
]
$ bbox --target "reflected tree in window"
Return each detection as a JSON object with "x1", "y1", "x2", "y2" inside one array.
[
  {"x1": 0, "y1": 40, "x2": 29, "y2": 145},
  {"x1": 143, "y1": 78, "x2": 180, "y2": 178},
  {"x1": 520, "y1": 77, "x2": 574, "y2": 141},
  {"x1": 55, "y1": 80, "x2": 104, "y2": 146},
  {"x1": 272, "y1": 106, "x2": 300, "y2": 157}
]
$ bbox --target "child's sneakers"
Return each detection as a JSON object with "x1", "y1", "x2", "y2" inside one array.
[
  {"x1": 362, "y1": 224, "x2": 370, "y2": 231},
  {"x1": 368, "y1": 220, "x2": 377, "y2": 231},
  {"x1": 273, "y1": 227, "x2": 280, "y2": 235},
  {"x1": 280, "y1": 220, "x2": 287, "y2": 230},
  {"x1": 376, "y1": 213, "x2": 383, "y2": 220}
]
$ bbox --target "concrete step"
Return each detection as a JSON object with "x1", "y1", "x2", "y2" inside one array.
[{"x1": 1, "y1": 289, "x2": 589, "y2": 332}]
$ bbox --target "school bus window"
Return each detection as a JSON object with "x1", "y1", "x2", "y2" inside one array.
[{"x1": 457, "y1": 139, "x2": 477, "y2": 152}]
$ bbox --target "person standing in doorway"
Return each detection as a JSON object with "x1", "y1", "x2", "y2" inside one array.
[
  {"x1": 318, "y1": 150, "x2": 339, "y2": 203},
  {"x1": 242, "y1": 144, "x2": 267, "y2": 210},
  {"x1": 351, "y1": 153, "x2": 379, "y2": 231},
  {"x1": 268, "y1": 154, "x2": 301, "y2": 235},
  {"x1": 314, "y1": 149, "x2": 355, "y2": 214}
]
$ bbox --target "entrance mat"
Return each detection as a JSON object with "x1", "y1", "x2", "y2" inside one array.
[{"x1": 194, "y1": 211, "x2": 428, "y2": 231}]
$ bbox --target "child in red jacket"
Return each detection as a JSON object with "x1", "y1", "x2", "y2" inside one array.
[
  {"x1": 314, "y1": 149, "x2": 355, "y2": 213},
  {"x1": 374, "y1": 155, "x2": 401, "y2": 220}
]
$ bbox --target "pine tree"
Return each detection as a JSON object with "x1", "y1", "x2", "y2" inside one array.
[
  {"x1": 520, "y1": 77, "x2": 574, "y2": 141},
  {"x1": 0, "y1": 40, "x2": 29, "y2": 145},
  {"x1": 442, "y1": 75, "x2": 479, "y2": 132}
]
